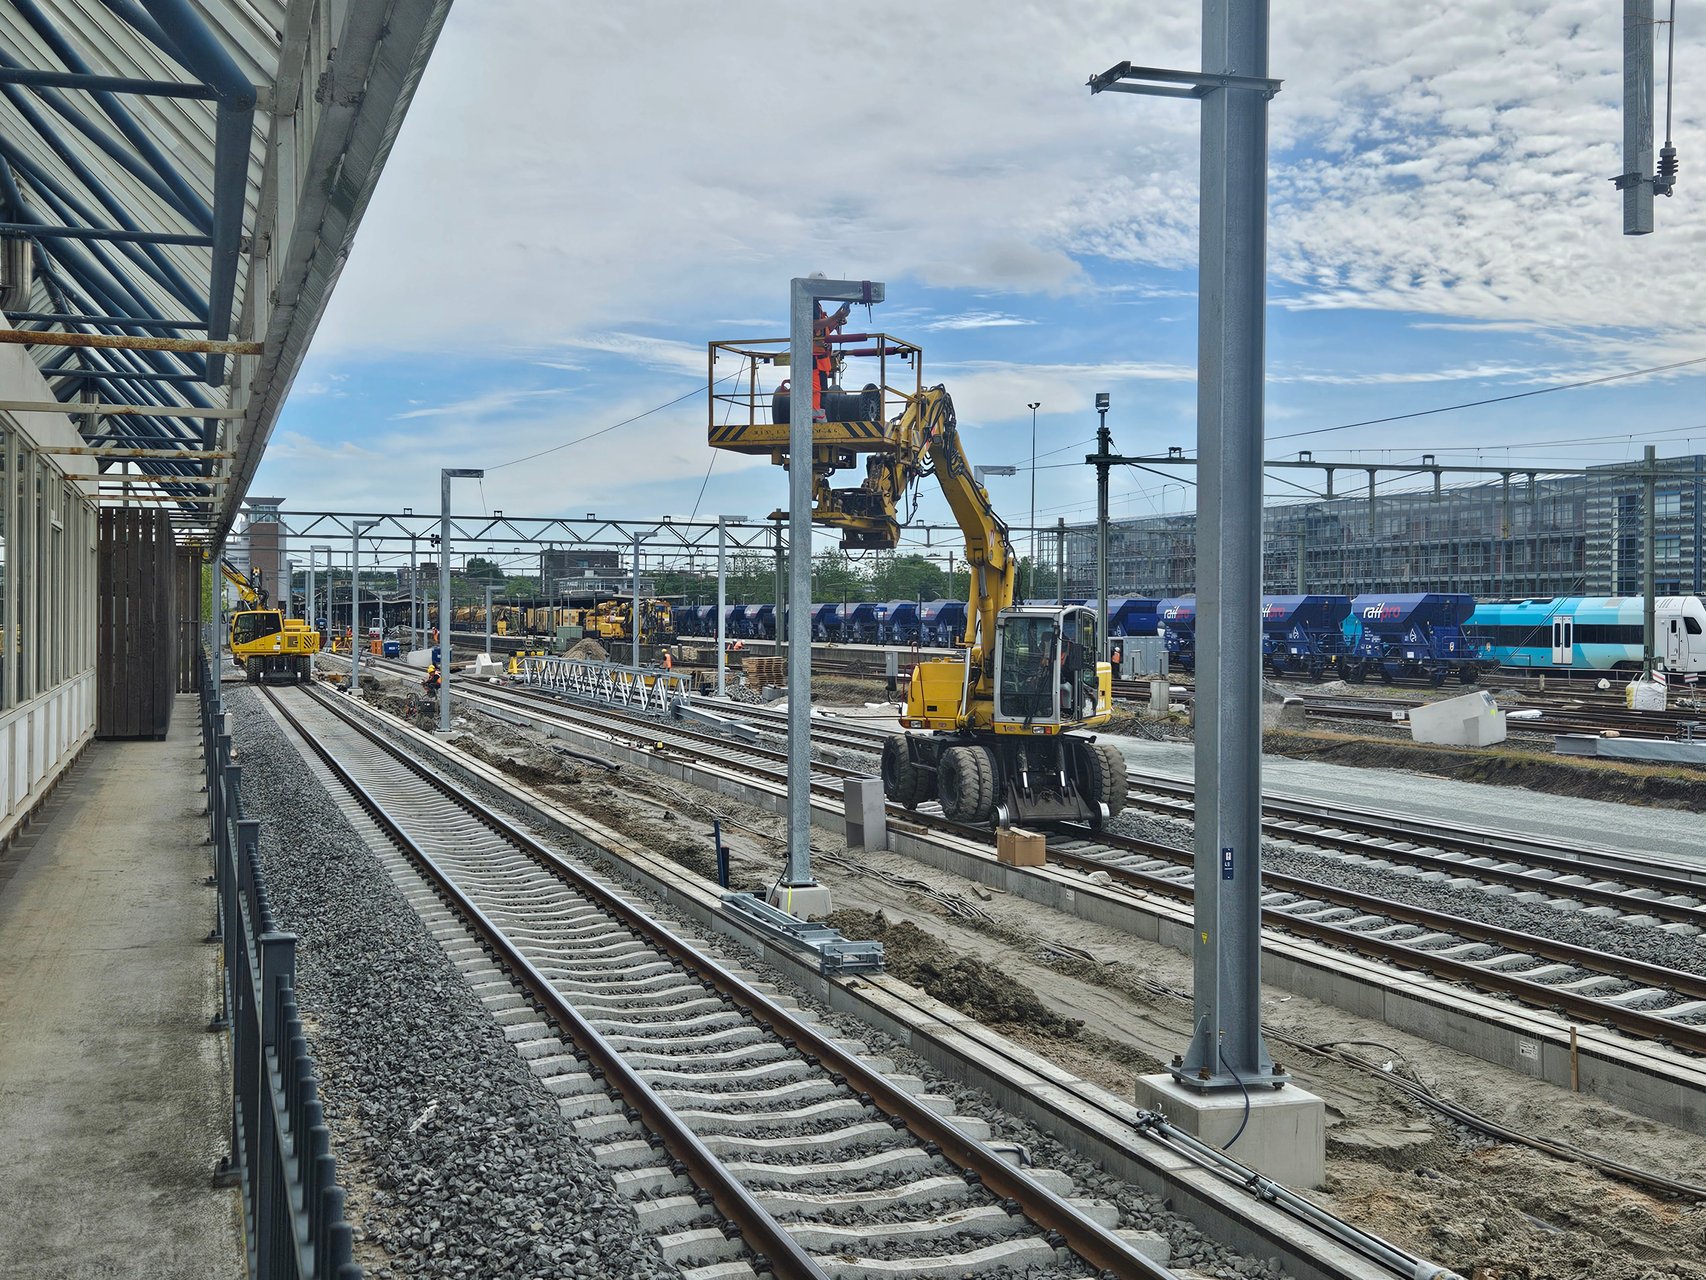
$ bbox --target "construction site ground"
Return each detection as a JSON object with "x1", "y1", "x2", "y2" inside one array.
[{"x1": 395, "y1": 674, "x2": 1706, "y2": 1280}]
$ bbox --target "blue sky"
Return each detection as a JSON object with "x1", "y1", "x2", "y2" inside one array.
[{"x1": 255, "y1": 1, "x2": 1706, "y2": 569}]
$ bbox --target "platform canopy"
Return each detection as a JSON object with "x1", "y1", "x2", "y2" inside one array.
[{"x1": 0, "y1": 0, "x2": 451, "y2": 544}]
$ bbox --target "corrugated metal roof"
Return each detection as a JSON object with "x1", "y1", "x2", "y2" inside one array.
[{"x1": 0, "y1": 0, "x2": 451, "y2": 545}]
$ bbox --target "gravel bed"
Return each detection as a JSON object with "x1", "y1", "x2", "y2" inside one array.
[
  {"x1": 222, "y1": 686, "x2": 678, "y2": 1280},
  {"x1": 1109, "y1": 808, "x2": 1706, "y2": 981},
  {"x1": 353, "y1": 694, "x2": 1293, "y2": 1277}
]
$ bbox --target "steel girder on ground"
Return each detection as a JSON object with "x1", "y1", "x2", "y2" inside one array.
[{"x1": 0, "y1": 0, "x2": 452, "y2": 542}]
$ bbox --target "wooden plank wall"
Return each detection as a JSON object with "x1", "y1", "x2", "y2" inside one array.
[
  {"x1": 96, "y1": 507, "x2": 179, "y2": 739},
  {"x1": 175, "y1": 547, "x2": 202, "y2": 693}
]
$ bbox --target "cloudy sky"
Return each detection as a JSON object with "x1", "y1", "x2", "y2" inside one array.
[{"x1": 256, "y1": 1, "x2": 1705, "y2": 566}]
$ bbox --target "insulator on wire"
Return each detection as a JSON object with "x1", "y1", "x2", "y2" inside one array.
[{"x1": 1656, "y1": 144, "x2": 1679, "y2": 197}]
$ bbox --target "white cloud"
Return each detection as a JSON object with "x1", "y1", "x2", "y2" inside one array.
[
  {"x1": 391, "y1": 387, "x2": 569, "y2": 420},
  {"x1": 922, "y1": 311, "x2": 1040, "y2": 331}
]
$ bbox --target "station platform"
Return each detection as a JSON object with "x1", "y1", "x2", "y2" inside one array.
[{"x1": 0, "y1": 692, "x2": 244, "y2": 1279}]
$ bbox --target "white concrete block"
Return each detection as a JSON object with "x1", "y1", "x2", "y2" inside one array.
[
  {"x1": 1407, "y1": 689, "x2": 1506, "y2": 747},
  {"x1": 1134, "y1": 1074, "x2": 1326, "y2": 1190}
]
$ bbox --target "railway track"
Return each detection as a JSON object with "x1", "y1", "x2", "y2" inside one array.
[
  {"x1": 261, "y1": 681, "x2": 1173, "y2": 1280},
  {"x1": 342, "y1": 660, "x2": 1706, "y2": 1059}
]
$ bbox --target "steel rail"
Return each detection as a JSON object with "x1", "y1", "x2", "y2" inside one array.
[
  {"x1": 274, "y1": 685, "x2": 1175, "y2": 1279},
  {"x1": 263, "y1": 688, "x2": 831, "y2": 1280},
  {"x1": 337, "y1": 661, "x2": 1706, "y2": 1051},
  {"x1": 1026, "y1": 831, "x2": 1706, "y2": 1057},
  {"x1": 1122, "y1": 772, "x2": 1706, "y2": 898}
]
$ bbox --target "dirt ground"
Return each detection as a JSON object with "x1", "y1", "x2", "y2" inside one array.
[{"x1": 381, "y1": 674, "x2": 1706, "y2": 1279}]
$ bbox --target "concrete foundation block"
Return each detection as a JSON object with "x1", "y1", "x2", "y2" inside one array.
[
  {"x1": 1408, "y1": 688, "x2": 1505, "y2": 746},
  {"x1": 1134, "y1": 1074, "x2": 1326, "y2": 1190},
  {"x1": 766, "y1": 881, "x2": 834, "y2": 920},
  {"x1": 844, "y1": 775, "x2": 887, "y2": 852}
]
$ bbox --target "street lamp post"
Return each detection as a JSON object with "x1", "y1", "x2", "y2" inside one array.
[
  {"x1": 1027, "y1": 401, "x2": 1040, "y2": 599},
  {"x1": 310, "y1": 544, "x2": 331, "y2": 639},
  {"x1": 440, "y1": 469, "x2": 484, "y2": 732},
  {"x1": 350, "y1": 520, "x2": 379, "y2": 696}
]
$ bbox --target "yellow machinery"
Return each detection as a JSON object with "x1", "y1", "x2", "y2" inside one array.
[
  {"x1": 708, "y1": 329, "x2": 1126, "y2": 827},
  {"x1": 219, "y1": 562, "x2": 320, "y2": 684}
]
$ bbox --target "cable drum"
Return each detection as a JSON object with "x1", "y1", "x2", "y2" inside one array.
[{"x1": 770, "y1": 385, "x2": 882, "y2": 425}]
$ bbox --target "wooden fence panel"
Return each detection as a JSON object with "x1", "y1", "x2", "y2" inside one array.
[{"x1": 96, "y1": 507, "x2": 179, "y2": 739}]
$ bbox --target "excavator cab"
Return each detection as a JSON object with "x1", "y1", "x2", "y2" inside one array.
[{"x1": 993, "y1": 606, "x2": 1109, "y2": 730}]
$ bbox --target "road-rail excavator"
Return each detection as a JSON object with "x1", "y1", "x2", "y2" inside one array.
[
  {"x1": 219, "y1": 561, "x2": 320, "y2": 683},
  {"x1": 708, "y1": 327, "x2": 1126, "y2": 828}
]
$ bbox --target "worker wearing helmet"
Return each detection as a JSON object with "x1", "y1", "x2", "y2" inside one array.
[
  {"x1": 423, "y1": 663, "x2": 441, "y2": 699},
  {"x1": 812, "y1": 301, "x2": 851, "y2": 423}
]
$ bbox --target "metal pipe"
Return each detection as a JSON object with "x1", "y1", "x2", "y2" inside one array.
[{"x1": 7, "y1": 309, "x2": 210, "y2": 326}]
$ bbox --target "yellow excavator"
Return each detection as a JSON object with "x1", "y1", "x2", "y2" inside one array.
[
  {"x1": 708, "y1": 329, "x2": 1127, "y2": 828},
  {"x1": 219, "y1": 561, "x2": 320, "y2": 683}
]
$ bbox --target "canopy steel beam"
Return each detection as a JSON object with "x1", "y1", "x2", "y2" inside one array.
[
  {"x1": 0, "y1": 225, "x2": 213, "y2": 246},
  {"x1": 0, "y1": 329, "x2": 260, "y2": 355},
  {"x1": 0, "y1": 399, "x2": 242, "y2": 418},
  {"x1": 0, "y1": 64, "x2": 215, "y2": 99}
]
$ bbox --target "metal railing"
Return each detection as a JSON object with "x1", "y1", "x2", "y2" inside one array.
[
  {"x1": 201, "y1": 651, "x2": 360, "y2": 1280},
  {"x1": 518, "y1": 655, "x2": 692, "y2": 714}
]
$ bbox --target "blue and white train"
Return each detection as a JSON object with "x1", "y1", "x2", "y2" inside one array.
[{"x1": 1469, "y1": 596, "x2": 1706, "y2": 675}]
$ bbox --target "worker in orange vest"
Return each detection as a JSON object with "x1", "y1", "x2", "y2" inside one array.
[
  {"x1": 661, "y1": 650, "x2": 673, "y2": 672},
  {"x1": 812, "y1": 301, "x2": 850, "y2": 423}
]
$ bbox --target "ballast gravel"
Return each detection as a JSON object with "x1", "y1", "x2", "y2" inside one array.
[
  {"x1": 1111, "y1": 809, "x2": 1706, "y2": 985},
  {"x1": 222, "y1": 687, "x2": 678, "y2": 1280}
]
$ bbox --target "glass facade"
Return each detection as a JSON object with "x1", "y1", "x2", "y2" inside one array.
[{"x1": 1052, "y1": 455, "x2": 1706, "y2": 600}]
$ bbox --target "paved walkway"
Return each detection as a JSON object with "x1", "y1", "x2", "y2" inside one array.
[
  {"x1": 1108, "y1": 736, "x2": 1706, "y2": 868},
  {"x1": 0, "y1": 693, "x2": 244, "y2": 1279}
]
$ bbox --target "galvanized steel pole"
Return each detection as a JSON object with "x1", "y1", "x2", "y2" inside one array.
[
  {"x1": 1056, "y1": 517, "x2": 1066, "y2": 603},
  {"x1": 717, "y1": 519, "x2": 729, "y2": 696},
  {"x1": 440, "y1": 469, "x2": 483, "y2": 732},
  {"x1": 485, "y1": 583, "x2": 497, "y2": 659},
  {"x1": 1180, "y1": 0, "x2": 1284, "y2": 1089},
  {"x1": 1623, "y1": 0, "x2": 1657, "y2": 235},
  {"x1": 783, "y1": 276, "x2": 884, "y2": 905},
  {"x1": 1643, "y1": 444, "x2": 1657, "y2": 670},
  {"x1": 630, "y1": 531, "x2": 649, "y2": 672},
  {"x1": 350, "y1": 520, "x2": 377, "y2": 696},
  {"x1": 1094, "y1": 397, "x2": 1111, "y2": 661},
  {"x1": 1028, "y1": 401, "x2": 1040, "y2": 598}
]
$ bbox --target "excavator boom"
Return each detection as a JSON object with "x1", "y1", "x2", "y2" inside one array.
[{"x1": 706, "y1": 321, "x2": 1123, "y2": 829}]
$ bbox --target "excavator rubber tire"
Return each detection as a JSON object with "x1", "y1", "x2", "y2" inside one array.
[
  {"x1": 938, "y1": 745, "x2": 996, "y2": 826},
  {"x1": 880, "y1": 734, "x2": 933, "y2": 809},
  {"x1": 246, "y1": 657, "x2": 262, "y2": 685},
  {"x1": 1087, "y1": 742, "x2": 1128, "y2": 818}
]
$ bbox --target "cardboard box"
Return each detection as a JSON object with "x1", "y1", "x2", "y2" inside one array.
[{"x1": 996, "y1": 826, "x2": 1046, "y2": 867}]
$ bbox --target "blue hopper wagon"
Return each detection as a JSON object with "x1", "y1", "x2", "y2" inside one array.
[
  {"x1": 808, "y1": 602, "x2": 840, "y2": 642},
  {"x1": 879, "y1": 600, "x2": 920, "y2": 645},
  {"x1": 1108, "y1": 597, "x2": 1161, "y2": 638},
  {"x1": 1346, "y1": 593, "x2": 1493, "y2": 686},
  {"x1": 1261, "y1": 594, "x2": 1352, "y2": 678},
  {"x1": 918, "y1": 599, "x2": 967, "y2": 647},
  {"x1": 1157, "y1": 597, "x2": 1198, "y2": 674}
]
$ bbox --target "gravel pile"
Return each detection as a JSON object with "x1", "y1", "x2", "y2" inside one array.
[
  {"x1": 1108, "y1": 807, "x2": 1706, "y2": 984},
  {"x1": 223, "y1": 687, "x2": 678, "y2": 1280}
]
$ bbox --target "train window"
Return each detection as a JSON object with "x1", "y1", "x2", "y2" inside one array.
[{"x1": 1688, "y1": 617, "x2": 1703, "y2": 635}]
